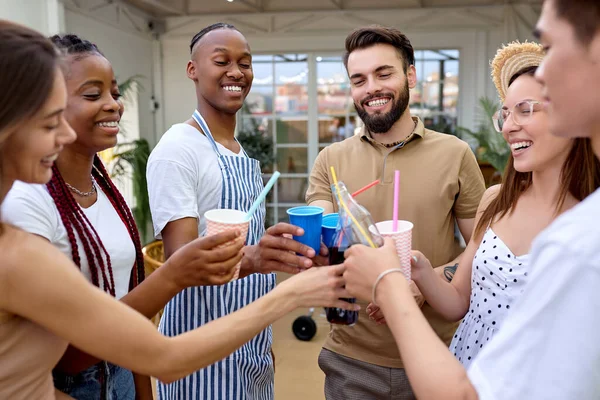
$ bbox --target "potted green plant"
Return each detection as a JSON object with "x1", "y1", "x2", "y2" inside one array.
[
  {"x1": 236, "y1": 102, "x2": 275, "y2": 173},
  {"x1": 457, "y1": 97, "x2": 510, "y2": 186},
  {"x1": 101, "y1": 76, "x2": 153, "y2": 243}
]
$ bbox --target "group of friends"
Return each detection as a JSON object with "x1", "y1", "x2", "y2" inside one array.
[{"x1": 0, "y1": 0, "x2": 599, "y2": 399}]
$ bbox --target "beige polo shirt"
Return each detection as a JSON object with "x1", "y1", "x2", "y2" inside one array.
[{"x1": 306, "y1": 117, "x2": 486, "y2": 368}]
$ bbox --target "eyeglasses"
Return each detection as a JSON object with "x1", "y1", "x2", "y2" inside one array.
[{"x1": 492, "y1": 100, "x2": 544, "y2": 133}]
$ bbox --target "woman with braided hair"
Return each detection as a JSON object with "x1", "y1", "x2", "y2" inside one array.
[
  {"x1": 3, "y1": 33, "x2": 154, "y2": 399},
  {"x1": 0, "y1": 20, "x2": 356, "y2": 400}
]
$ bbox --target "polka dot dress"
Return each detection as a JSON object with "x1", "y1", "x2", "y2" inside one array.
[{"x1": 450, "y1": 228, "x2": 530, "y2": 368}]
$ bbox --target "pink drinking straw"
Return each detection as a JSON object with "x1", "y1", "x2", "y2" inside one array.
[{"x1": 392, "y1": 170, "x2": 400, "y2": 232}]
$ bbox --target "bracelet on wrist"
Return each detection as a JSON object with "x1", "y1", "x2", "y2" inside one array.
[{"x1": 372, "y1": 268, "x2": 405, "y2": 306}]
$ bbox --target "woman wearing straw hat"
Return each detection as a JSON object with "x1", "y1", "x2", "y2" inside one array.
[{"x1": 404, "y1": 40, "x2": 599, "y2": 368}]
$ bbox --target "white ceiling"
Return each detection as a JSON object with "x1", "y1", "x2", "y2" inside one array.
[{"x1": 122, "y1": 0, "x2": 542, "y2": 17}]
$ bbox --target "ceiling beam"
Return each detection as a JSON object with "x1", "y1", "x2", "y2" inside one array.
[
  {"x1": 236, "y1": 0, "x2": 262, "y2": 12},
  {"x1": 225, "y1": 16, "x2": 268, "y2": 32},
  {"x1": 330, "y1": 0, "x2": 343, "y2": 9},
  {"x1": 269, "y1": 15, "x2": 275, "y2": 32},
  {"x1": 121, "y1": 7, "x2": 144, "y2": 31},
  {"x1": 280, "y1": 14, "x2": 323, "y2": 32},
  {"x1": 89, "y1": 1, "x2": 114, "y2": 12},
  {"x1": 461, "y1": 8, "x2": 503, "y2": 26},
  {"x1": 402, "y1": 9, "x2": 439, "y2": 28},
  {"x1": 138, "y1": 0, "x2": 184, "y2": 15},
  {"x1": 63, "y1": 1, "x2": 152, "y2": 39},
  {"x1": 166, "y1": 3, "x2": 521, "y2": 18},
  {"x1": 339, "y1": 12, "x2": 380, "y2": 26},
  {"x1": 512, "y1": 6, "x2": 535, "y2": 32}
]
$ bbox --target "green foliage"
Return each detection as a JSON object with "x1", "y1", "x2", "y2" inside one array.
[
  {"x1": 457, "y1": 97, "x2": 510, "y2": 174},
  {"x1": 110, "y1": 139, "x2": 151, "y2": 241},
  {"x1": 107, "y1": 76, "x2": 152, "y2": 243},
  {"x1": 237, "y1": 103, "x2": 275, "y2": 172}
]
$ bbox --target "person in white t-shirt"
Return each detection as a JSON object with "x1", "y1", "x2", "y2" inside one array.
[
  {"x1": 2, "y1": 34, "x2": 246, "y2": 400},
  {"x1": 147, "y1": 23, "x2": 327, "y2": 400},
  {"x1": 340, "y1": 0, "x2": 600, "y2": 399}
]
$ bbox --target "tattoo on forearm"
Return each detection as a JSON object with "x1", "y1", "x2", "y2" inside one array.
[{"x1": 444, "y1": 263, "x2": 458, "y2": 282}]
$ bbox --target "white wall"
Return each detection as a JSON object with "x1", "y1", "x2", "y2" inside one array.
[
  {"x1": 158, "y1": 5, "x2": 539, "y2": 133},
  {"x1": 0, "y1": 0, "x2": 64, "y2": 35},
  {"x1": 64, "y1": 9, "x2": 156, "y2": 144}
]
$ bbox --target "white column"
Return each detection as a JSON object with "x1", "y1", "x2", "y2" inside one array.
[
  {"x1": 151, "y1": 38, "x2": 165, "y2": 145},
  {"x1": 0, "y1": 0, "x2": 65, "y2": 35},
  {"x1": 307, "y1": 53, "x2": 319, "y2": 171}
]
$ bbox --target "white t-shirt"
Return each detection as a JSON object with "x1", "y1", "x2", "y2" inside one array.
[
  {"x1": 2, "y1": 180, "x2": 136, "y2": 299},
  {"x1": 468, "y1": 188, "x2": 600, "y2": 400},
  {"x1": 147, "y1": 123, "x2": 244, "y2": 239}
]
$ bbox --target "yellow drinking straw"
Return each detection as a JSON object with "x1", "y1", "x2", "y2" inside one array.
[{"x1": 330, "y1": 166, "x2": 376, "y2": 248}]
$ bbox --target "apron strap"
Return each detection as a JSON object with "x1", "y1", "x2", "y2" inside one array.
[{"x1": 192, "y1": 109, "x2": 229, "y2": 173}]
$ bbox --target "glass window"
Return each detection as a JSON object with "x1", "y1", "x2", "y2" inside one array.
[
  {"x1": 278, "y1": 178, "x2": 308, "y2": 203},
  {"x1": 275, "y1": 55, "x2": 308, "y2": 85},
  {"x1": 238, "y1": 116, "x2": 272, "y2": 137},
  {"x1": 276, "y1": 118, "x2": 307, "y2": 144},
  {"x1": 275, "y1": 85, "x2": 308, "y2": 116},
  {"x1": 245, "y1": 86, "x2": 273, "y2": 115},
  {"x1": 411, "y1": 49, "x2": 460, "y2": 134},
  {"x1": 276, "y1": 147, "x2": 308, "y2": 174}
]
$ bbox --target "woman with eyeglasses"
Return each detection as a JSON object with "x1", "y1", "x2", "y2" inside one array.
[{"x1": 383, "y1": 41, "x2": 600, "y2": 367}]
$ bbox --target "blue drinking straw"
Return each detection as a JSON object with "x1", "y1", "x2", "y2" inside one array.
[{"x1": 245, "y1": 171, "x2": 280, "y2": 222}]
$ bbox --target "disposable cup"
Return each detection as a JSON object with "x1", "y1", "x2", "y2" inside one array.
[
  {"x1": 321, "y1": 213, "x2": 339, "y2": 249},
  {"x1": 373, "y1": 220, "x2": 413, "y2": 280},
  {"x1": 286, "y1": 206, "x2": 324, "y2": 253},
  {"x1": 204, "y1": 209, "x2": 249, "y2": 281}
]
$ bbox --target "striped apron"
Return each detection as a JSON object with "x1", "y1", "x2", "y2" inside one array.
[{"x1": 157, "y1": 110, "x2": 276, "y2": 400}]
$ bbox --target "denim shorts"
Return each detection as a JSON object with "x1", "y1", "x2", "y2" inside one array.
[{"x1": 53, "y1": 361, "x2": 135, "y2": 400}]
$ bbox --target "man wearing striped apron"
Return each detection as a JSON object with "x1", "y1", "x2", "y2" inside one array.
[{"x1": 147, "y1": 23, "x2": 320, "y2": 400}]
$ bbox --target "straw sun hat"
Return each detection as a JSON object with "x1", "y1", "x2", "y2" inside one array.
[{"x1": 491, "y1": 41, "x2": 545, "y2": 103}]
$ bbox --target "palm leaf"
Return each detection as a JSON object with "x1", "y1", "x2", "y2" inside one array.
[
  {"x1": 110, "y1": 139, "x2": 151, "y2": 240},
  {"x1": 457, "y1": 97, "x2": 510, "y2": 174}
]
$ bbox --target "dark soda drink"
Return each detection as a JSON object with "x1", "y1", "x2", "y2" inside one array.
[{"x1": 325, "y1": 246, "x2": 358, "y2": 326}]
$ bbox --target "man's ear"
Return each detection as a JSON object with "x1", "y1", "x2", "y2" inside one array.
[
  {"x1": 186, "y1": 60, "x2": 197, "y2": 81},
  {"x1": 407, "y1": 64, "x2": 417, "y2": 89}
]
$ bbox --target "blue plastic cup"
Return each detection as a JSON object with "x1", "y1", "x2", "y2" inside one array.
[
  {"x1": 321, "y1": 213, "x2": 339, "y2": 248},
  {"x1": 286, "y1": 206, "x2": 324, "y2": 253}
]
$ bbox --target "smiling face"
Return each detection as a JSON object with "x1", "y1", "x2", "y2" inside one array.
[
  {"x1": 347, "y1": 43, "x2": 416, "y2": 134},
  {"x1": 63, "y1": 54, "x2": 124, "y2": 154},
  {"x1": 2, "y1": 67, "x2": 76, "y2": 185},
  {"x1": 535, "y1": 0, "x2": 600, "y2": 142},
  {"x1": 187, "y1": 28, "x2": 253, "y2": 115},
  {"x1": 502, "y1": 74, "x2": 572, "y2": 174}
]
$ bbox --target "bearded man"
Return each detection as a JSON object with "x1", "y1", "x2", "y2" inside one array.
[{"x1": 306, "y1": 25, "x2": 486, "y2": 400}]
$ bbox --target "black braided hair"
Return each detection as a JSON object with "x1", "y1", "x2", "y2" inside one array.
[{"x1": 190, "y1": 22, "x2": 239, "y2": 53}]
